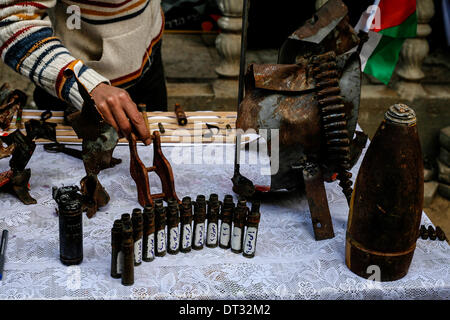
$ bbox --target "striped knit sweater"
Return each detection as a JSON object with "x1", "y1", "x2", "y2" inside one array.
[{"x1": 0, "y1": 0, "x2": 164, "y2": 109}]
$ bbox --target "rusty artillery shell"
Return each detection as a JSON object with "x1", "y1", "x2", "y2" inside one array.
[
  {"x1": 132, "y1": 208, "x2": 143, "y2": 266},
  {"x1": 436, "y1": 226, "x2": 446, "y2": 241},
  {"x1": 219, "y1": 195, "x2": 234, "y2": 249},
  {"x1": 346, "y1": 104, "x2": 424, "y2": 282},
  {"x1": 111, "y1": 220, "x2": 123, "y2": 278},
  {"x1": 180, "y1": 197, "x2": 193, "y2": 253},
  {"x1": 231, "y1": 197, "x2": 248, "y2": 254},
  {"x1": 167, "y1": 199, "x2": 180, "y2": 255},
  {"x1": 243, "y1": 201, "x2": 261, "y2": 258},
  {"x1": 428, "y1": 226, "x2": 437, "y2": 240},
  {"x1": 420, "y1": 225, "x2": 429, "y2": 240},
  {"x1": 174, "y1": 103, "x2": 188, "y2": 126},
  {"x1": 155, "y1": 199, "x2": 167, "y2": 257},
  {"x1": 193, "y1": 195, "x2": 207, "y2": 250},
  {"x1": 206, "y1": 194, "x2": 220, "y2": 248},
  {"x1": 121, "y1": 222, "x2": 134, "y2": 286},
  {"x1": 142, "y1": 205, "x2": 155, "y2": 262}
]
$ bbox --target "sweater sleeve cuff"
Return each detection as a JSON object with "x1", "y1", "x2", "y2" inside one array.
[{"x1": 67, "y1": 64, "x2": 110, "y2": 110}]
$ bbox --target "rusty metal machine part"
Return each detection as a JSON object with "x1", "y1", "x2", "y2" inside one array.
[
  {"x1": 346, "y1": 104, "x2": 423, "y2": 281},
  {"x1": 128, "y1": 131, "x2": 179, "y2": 207},
  {"x1": 233, "y1": 0, "x2": 367, "y2": 240},
  {"x1": 0, "y1": 85, "x2": 41, "y2": 205},
  {"x1": 64, "y1": 69, "x2": 120, "y2": 218}
]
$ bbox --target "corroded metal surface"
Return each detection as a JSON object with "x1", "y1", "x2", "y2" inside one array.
[
  {"x1": 128, "y1": 131, "x2": 179, "y2": 207},
  {"x1": 64, "y1": 70, "x2": 119, "y2": 218},
  {"x1": 346, "y1": 105, "x2": 424, "y2": 281}
]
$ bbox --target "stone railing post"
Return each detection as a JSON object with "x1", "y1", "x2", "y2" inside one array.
[
  {"x1": 395, "y1": 0, "x2": 435, "y2": 99},
  {"x1": 215, "y1": 0, "x2": 243, "y2": 78}
]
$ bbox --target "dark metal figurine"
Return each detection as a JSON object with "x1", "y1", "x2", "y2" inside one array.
[
  {"x1": 155, "y1": 199, "x2": 167, "y2": 257},
  {"x1": 111, "y1": 219, "x2": 123, "y2": 278},
  {"x1": 231, "y1": 197, "x2": 248, "y2": 254},
  {"x1": 52, "y1": 186, "x2": 84, "y2": 266},
  {"x1": 0, "y1": 84, "x2": 40, "y2": 205},
  {"x1": 243, "y1": 201, "x2": 261, "y2": 258},
  {"x1": 346, "y1": 104, "x2": 423, "y2": 281},
  {"x1": 219, "y1": 195, "x2": 234, "y2": 249},
  {"x1": 192, "y1": 195, "x2": 207, "y2": 250},
  {"x1": 206, "y1": 194, "x2": 220, "y2": 248},
  {"x1": 132, "y1": 208, "x2": 144, "y2": 266},
  {"x1": 142, "y1": 205, "x2": 156, "y2": 262},
  {"x1": 121, "y1": 221, "x2": 134, "y2": 286},
  {"x1": 233, "y1": 0, "x2": 368, "y2": 241},
  {"x1": 180, "y1": 197, "x2": 193, "y2": 253},
  {"x1": 167, "y1": 199, "x2": 180, "y2": 255}
]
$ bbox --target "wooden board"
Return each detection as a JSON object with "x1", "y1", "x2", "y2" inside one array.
[{"x1": 5, "y1": 110, "x2": 248, "y2": 144}]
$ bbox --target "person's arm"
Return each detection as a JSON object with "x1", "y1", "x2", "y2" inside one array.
[{"x1": 0, "y1": 0, "x2": 150, "y2": 144}]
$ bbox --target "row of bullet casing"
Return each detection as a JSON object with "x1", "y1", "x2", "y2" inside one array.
[
  {"x1": 419, "y1": 225, "x2": 447, "y2": 241},
  {"x1": 110, "y1": 194, "x2": 261, "y2": 286}
]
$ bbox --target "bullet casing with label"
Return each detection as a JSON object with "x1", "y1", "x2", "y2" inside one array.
[
  {"x1": 132, "y1": 209, "x2": 143, "y2": 266},
  {"x1": 167, "y1": 199, "x2": 180, "y2": 255},
  {"x1": 243, "y1": 201, "x2": 261, "y2": 258},
  {"x1": 231, "y1": 198, "x2": 248, "y2": 254},
  {"x1": 121, "y1": 222, "x2": 134, "y2": 286},
  {"x1": 180, "y1": 197, "x2": 193, "y2": 253},
  {"x1": 193, "y1": 195, "x2": 207, "y2": 250},
  {"x1": 219, "y1": 198, "x2": 234, "y2": 249},
  {"x1": 111, "y1": 220, "x2": 123, "y2": 278},
  {"x1": 206, "y1": 194, "x2": 220, "y2": 248},
  {"x1": 143, "y1": 205, "x2": 155, "y2": 262},
  {"x1": 155, "y1": 200, "x2": 167, "y2": 257}
]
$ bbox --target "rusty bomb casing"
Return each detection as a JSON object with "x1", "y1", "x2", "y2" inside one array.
[{"x1": 345, "y1": 104, "x2": 424, "y2": 282}]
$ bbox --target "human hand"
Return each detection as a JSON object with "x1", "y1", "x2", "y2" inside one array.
[{"x1": 91, "y1": 83, "x2": 151, "y2": 145}]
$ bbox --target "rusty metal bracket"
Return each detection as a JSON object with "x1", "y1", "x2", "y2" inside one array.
[{"x1": 128, "y1": 131, "x2": 179, "y2": 207}]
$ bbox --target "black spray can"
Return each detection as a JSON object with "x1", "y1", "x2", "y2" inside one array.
[
  {"x1": 180, "y1": 197, "x2": 193, "y2": 253},
  {"x1": 111, "y1": 219, "x2": 123, "y2": 278},
  {"x1": 167, "y1": 199, "x2": 180, "y2": 255},
  {"x1": 53, "y1": 186, "x2": 83, "y2": 266},
  {"x1": 121, "y1": 222, "x2": 134, "y2": 286},
  {"x1": 231, "y1": 197, "x2": 248, "y2": 254},
  {"x1": 142, "y1": 205, "x2": 155, "y2": 262},
  {"x1": 155, "y1": 199, "x2": 167, "y2": 257},
  {"x1": 193, "y1": 195, "x2": 207, "y2": 250},
  {"x1": 219, "y1": 195, "x2": 234, "y2": 249},
  {"x1": 206, "y1": 194, "x2": 220, "y2": 248},
  {"x1": 131, "y1": 208, "x2": 143, "y2": 266},
  {"x1": 243, "y1": 201, "x2": 261, "y2": 258}
]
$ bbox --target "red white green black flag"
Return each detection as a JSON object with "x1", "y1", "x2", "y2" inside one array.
[{"x1": 355, "y1": 0, "x2": 417, "y2": 84}]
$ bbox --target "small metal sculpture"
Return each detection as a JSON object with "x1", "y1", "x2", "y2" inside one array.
[
  {"x1": 0, "y1": 84, "x2": 58, "y2": 204},
  {"x1": 233, "y1": 0, "x2": 368, "y2": 241}
]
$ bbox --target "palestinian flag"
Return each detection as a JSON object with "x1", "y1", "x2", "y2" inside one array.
[{"x1": 355, "y1": 0, "x2": 417, "y2": 84}]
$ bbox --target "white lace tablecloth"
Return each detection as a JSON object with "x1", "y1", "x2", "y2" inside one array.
[{"x1": 0, "y1": 141, "x2": 449, "y2": 300}]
